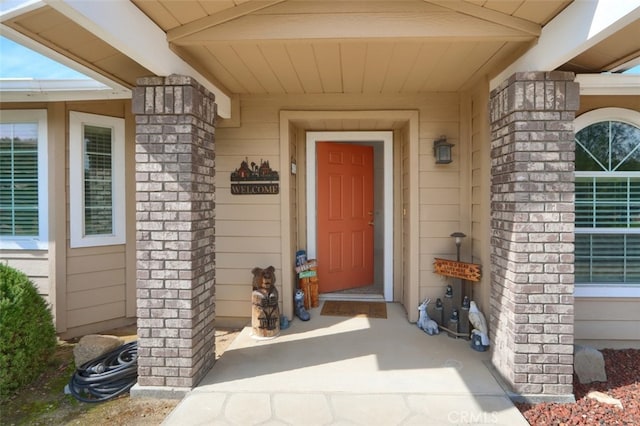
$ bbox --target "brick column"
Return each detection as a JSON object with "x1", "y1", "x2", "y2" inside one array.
[
  {"x1": 489, "y1": 71, "x2": 579, "y2": 400},
  {"x1": 131, "y1": 75, "x2": 216, "y2": 394}
]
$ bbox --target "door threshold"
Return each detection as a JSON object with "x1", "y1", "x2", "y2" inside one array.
[{"x1": 319, "y1": 293, "x2": 385, "y2": 302}]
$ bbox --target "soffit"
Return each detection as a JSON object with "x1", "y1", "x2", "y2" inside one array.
[
  {"x1": 131, "y1": 0, "x2": 572, "y2": 94},
  {"x1": 558, "y1": 17, "x2": 640, "y2": 73},
  {"x1": 2, "y1": 5, "x2": 152, "y2": 89}
]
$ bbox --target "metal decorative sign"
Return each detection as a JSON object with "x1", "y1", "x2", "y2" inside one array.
[{"x1": 230, "y1": 157, "x2": 279, "y2": 195}]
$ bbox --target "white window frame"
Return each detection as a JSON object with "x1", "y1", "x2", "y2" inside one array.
[
  {"x1": 574, "y1": 107, "x2": 640, "y2": 298},
  {"x1": 69, "y1": 111, "x2": 125, "y2": 248},
  {"x1": 0, "y1": 109, "x2": 48, "y2": 250}
]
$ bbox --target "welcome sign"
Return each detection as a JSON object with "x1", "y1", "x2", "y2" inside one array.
[
  {"x1": 231, "y1": 184, "x2": 279, "y2": 195},
  {"x1": 230, "y1": 157, "x2": 279, "y2": 195}
]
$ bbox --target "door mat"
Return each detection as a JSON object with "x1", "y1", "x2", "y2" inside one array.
[{"x1": 320, "y1": 301, "x2": 387, "y2": 319}]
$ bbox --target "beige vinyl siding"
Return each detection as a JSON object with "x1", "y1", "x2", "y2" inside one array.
[
  {"x1": 216, "y1": 101, "x2": 282, "y2": 318},
  {"x1": 65, "y1": 246, "x2": 127, "y2": 328},
  {"x1": 0, "y1": 250, "x2": 49, "y2": 298},
  {"x1": 578, "y1": 95, "x2": 640, "y2": 116},
  {"x1": 575, "y1": 298, "x2": 640, "y2": 348},
  {"x1": 417, "y1": 94, "x2": 464, "y2": 307},
  {"x1": 216, "y1": 93, "x2": 461, "y2": 321}
]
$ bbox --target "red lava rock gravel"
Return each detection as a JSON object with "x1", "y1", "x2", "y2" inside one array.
[{"x1": 516, "y1": 349, "x2": 640, "y2": 425}]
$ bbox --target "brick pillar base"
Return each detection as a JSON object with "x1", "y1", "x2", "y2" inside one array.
[
  {"x1": 489, "y1": 71, "x2": 578, "y2": 401},
  {"x1": 131, "y1": 75, "x2": 216, "y2": 395}
]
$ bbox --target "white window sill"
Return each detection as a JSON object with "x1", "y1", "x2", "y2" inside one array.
[
  {"x1": 574, "y1": 285, "x2": 640, "y2": 298},
  {"x1": 0, "y1": 239, "x2": 48, "y2": 250}
]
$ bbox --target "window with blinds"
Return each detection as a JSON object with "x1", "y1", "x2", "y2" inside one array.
[
  {"x1": 575, "y1": 118, "x2": 640, "y2": 285},
  {"x1": 69, "y1": 111, "x2": 125, "y2": 248},
  {"x1": 0, "y1": 122, "x2": 39, "y2": 237},
  {"x1": 0, "y1": 110, "x2": 48, "y2": 250},
  {"x1": 83, "y1": 124, "x2": 113, "y2": 235}
]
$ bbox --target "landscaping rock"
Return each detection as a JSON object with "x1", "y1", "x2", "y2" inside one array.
[
  {"x1": 74, "y1": 334, "x2": 124, "y2": 367},
  {"x1": 587, "y1": 391, "x2": 623, "y2": 409},
  {"x1": 517, "y1": 349, "x2": 640, "y2": 425},
  {"x1": 574, "y1": 344, "x2": 607, "y2": 384}
]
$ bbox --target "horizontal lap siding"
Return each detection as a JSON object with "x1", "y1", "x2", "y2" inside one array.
[
  {"x1": 216, "y1": 104, "x2": 282, "y2": 317},
  {"x1": 417, "y1": 94, "x2": 462, "y2": 303},
  {"x1": 217, "y1": 93, "x2": 460, "y2": 319},
  {"x1": 575, "y1": 299, "x2": 640, "y2": 345},
  {"x1": 0, "y1": 250, "x2": 49, "y2": 299},
  {"x1": 66, "y1": 246, "x2": 126, "y2": 328}
]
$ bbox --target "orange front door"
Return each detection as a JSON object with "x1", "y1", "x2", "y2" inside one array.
[{"x1": 316, "y1": 142, "x2": 374, "y2": 293}]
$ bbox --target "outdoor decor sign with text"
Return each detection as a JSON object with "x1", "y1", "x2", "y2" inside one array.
[
  {"x1": 230, "y1": 157, "x2": 279, "y2": 195},
  {"x1": 433, "y1": 258, "x2": 482, "y2": 282}
]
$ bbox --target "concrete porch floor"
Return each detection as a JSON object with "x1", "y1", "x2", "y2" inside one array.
[{"x1": 162, "y1": 302, "x2": 528, "y2": 425}]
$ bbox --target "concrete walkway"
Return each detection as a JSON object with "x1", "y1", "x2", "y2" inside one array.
[{"x1": 163, "y1": 302, "x2": 528, "y2": 425}]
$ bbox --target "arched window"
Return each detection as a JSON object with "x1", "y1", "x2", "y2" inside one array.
[{"x1": 574, "y1": 108, "x2": 640, "y2": 293}]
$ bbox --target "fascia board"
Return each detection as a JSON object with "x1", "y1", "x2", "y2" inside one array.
[
  {"x1": 0, "y1": 79, "x2": 109, "y2": 90},
  {"x1": 576, "y1": 73, "x2": 640, "y2": 95},
  {"x1": 0, "y1": 78, "x2": 132, "y2": 101}
]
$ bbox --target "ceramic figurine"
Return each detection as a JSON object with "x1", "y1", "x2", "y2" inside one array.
[
  {"x1": 469, "y1": 301, "x2": 490, "y2": 347},
  {"x1": 417, "y1": 298, "x2": 439, "y2": 335},
  {"x1": 294, "y1": 289, "x2": 310, "y2": 321}
]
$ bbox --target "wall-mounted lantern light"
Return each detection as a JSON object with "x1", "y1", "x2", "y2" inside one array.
[{"x1": 433, "y1": 136, "x2": 454, "y2": 164}]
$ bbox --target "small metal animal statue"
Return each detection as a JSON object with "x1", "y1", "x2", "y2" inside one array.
[{"x1": 417, "y1": 298, "x2": 440, "y2": 335}]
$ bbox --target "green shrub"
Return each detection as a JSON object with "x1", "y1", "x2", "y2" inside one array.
[{"x1": 0, "y1": 263, "x2": 57, "y2": 401}]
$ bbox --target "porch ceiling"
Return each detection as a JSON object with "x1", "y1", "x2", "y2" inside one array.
[
  {"x1": 133, "y1": 0, "x2": 568, "y2": 94},
  {"x1": 2, "y1": 0, "x2": 638, "y2": 100}
]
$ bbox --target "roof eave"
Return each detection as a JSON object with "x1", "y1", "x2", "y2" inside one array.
[
  {"x1": 491, "y1": 0, "x2": 640, "y2": 89},
  {"x1": 44, "y1": 0, "x2": 231, "y2": 118}
]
